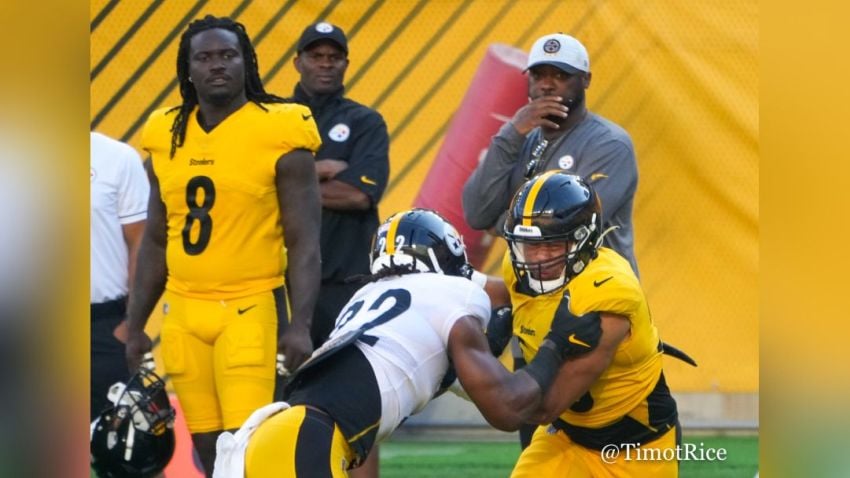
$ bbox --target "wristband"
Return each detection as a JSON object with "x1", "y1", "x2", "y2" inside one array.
[
  {"x1": 470, "y1": 270, "x2": 488, "y2": 289},
  {"x1": 522, "y1": 341, "x2": 562, "y2": 394}
]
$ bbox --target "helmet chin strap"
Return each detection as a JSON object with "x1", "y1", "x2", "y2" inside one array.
[
  {"x1": 426, "y1": 248, "x2": 443, "y2": 274},
  {"x1": 106, "y1": 381, "x2": 128, "y2": 405},
  {"x1": 124, "y1": 422, "x2": 136, "y2": 461},
  {"x1": 595, "y1": 225, "x2": 619, "y2": 249}
]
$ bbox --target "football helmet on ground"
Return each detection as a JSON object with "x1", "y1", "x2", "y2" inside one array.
[{"x1": 90, "y1": 368, "x2": 176, "y2": 477}]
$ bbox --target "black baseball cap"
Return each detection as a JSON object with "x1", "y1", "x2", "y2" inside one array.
[{"x1": 297, "y1": 22, "x2": 348, "y2": 54}]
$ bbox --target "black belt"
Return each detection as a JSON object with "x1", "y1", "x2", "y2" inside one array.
[
  {"x1": 90, "y1": 297, "x2": 126, "y2": 320},
  {"x1": 552, "y1": 414, "x2": 675, "y2": 451},
  {"x1": 551, "y1": 372, "x2": 679, "y2": 451}
]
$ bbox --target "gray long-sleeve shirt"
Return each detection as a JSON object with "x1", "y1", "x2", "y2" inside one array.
[{"x1": 462, "y1": 112, "x2": 639, "y2": 275}]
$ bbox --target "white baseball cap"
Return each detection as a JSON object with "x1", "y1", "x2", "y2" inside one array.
[{"x1": 526, "y1": 33, "x2": 590, "y2": 74}]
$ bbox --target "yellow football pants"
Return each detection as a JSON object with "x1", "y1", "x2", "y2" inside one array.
[
  {"x1": 511, "y1": 424, "x2": 679, "y2": 477},
  {"x1": 160, "y1": 288, "x2": 281, "y2": 432},
  {"x1": 245, "y1": 405, "x2": 355, "y2": 477}
]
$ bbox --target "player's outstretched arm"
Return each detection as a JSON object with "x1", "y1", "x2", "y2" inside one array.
[
  {"x1": 276, "y1": 149, "x2": 321, "y2": 370},
  {"x1": 451, "y1": 307, "x2": 605, "y2": 430},
  {"x1": 481, "y1": 273, "x2": 511, "y2": 309},
  {"x1": 449, "y1": 316, "x2": 543, "y2": 431}
]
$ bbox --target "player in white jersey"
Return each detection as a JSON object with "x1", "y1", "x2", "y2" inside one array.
[{"x1": 213, "y1": 209, "x2": 604, "y2": 478}]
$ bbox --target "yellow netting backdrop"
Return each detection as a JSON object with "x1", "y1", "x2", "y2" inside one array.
[{"x1": 91, "y1": 0, "x2": 757, "y2": 393}]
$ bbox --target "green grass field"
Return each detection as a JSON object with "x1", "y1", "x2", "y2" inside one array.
[
  {"x1": 92, "y1": 435, "x2": 758, "y2": 477},
  {"x1": 379, "y1": 436, "x2": 758, "y2": 477}
]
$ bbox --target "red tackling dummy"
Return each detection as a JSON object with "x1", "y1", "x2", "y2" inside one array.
[{"x1": 414, "y1": 44, "x2": 529, "y2": 268}]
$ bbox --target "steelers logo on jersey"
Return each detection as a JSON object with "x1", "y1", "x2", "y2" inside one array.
[
  {"x1": 558, "y1": 154, "x2": 575, "y2": 169},
  {"x1": 329, "y1": 123, "x2": 350, "y2": 142}
]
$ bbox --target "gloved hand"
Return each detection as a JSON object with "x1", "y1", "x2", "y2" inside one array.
[
  {"x1": 543, "y1": 309, "x2": 603, "y2": 359},
  {"x1": 485, "y1": 306, "x2": 513, "y2": 356}
]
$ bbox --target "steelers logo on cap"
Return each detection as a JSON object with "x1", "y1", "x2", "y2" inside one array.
[
  {"x1": 316, "y1": 22, "x2": 334, "y2": 33},
  {"x1": 543, "y1": 39, "x2": 561, "y2": 54}
]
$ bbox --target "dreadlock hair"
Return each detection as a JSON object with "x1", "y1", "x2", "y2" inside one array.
[
  {"x1": 169, "y1": 15, "x2": 289, "y2": 158},
  {"x1": 344, "y1": 264, "x2": 421, "y2": 286}
]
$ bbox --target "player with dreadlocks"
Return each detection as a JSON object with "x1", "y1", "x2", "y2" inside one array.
[
  {"x1": 168, "y1": 15, "x2": 289, "y2": 158},
  {"x1": 125, "y1": 14, "x2": 323, "y2": 477}
]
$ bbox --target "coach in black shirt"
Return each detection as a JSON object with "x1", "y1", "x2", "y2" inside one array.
[{"x1": 292, "y1": 22, "x2": 390, "y2": 347}]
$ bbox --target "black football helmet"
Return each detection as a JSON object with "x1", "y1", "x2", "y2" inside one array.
[
  {"x1": 91, "y1": 368, "x2": 176, "y2": 478},
  {"x1": 504, "y1": 171, "x2": 602, "y2": 294},
  {"x1": 370, "y1": 208, "x2": 472, "y2": 278}
]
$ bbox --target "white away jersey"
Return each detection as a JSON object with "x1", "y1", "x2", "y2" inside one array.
[{"x1": 323, "y1": 273, "x2": 490, "y2": 442}]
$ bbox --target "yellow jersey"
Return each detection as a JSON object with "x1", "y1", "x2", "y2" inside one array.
[
  {"x1": 503, "y1": 247, "x2": 664, "y2": 429},
  {"x1": 141, "y1": 102, "x2": 321, "y2": 299}
]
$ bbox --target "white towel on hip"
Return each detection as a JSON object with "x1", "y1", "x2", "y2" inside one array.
[{"x1": 213, "y1": 401, "x2": 291, "y2": 478}]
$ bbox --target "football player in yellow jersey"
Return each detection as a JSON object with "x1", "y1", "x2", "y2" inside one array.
[
  {"x1": 213, "y1": 208, "x2": 605, "y2": 478},
  {"x1": 486, "y1": 171, "x2": 681, "y2": 477},
  {"x1": 125, "y1": 16, "x2": 322, "y2": 478}
]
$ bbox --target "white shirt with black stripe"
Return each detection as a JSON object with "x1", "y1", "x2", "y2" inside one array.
[{"x1": 90, "y1": 132, "x2": 149, "y2": 304}]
